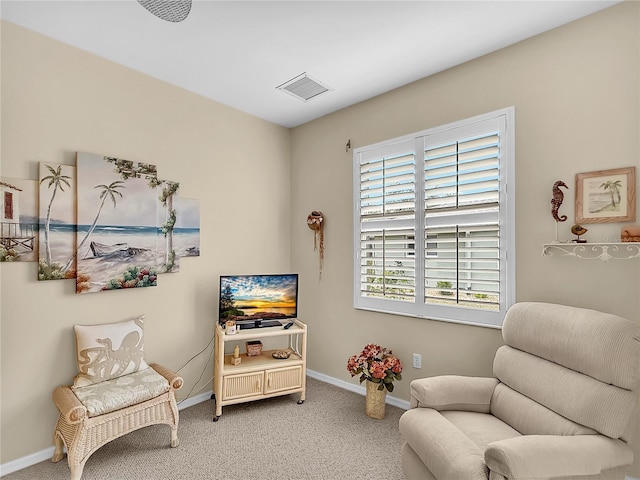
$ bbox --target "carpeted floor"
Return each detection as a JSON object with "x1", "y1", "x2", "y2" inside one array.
[{"x1": 4, "y1": 377, "x2": 406, "y2": 479}]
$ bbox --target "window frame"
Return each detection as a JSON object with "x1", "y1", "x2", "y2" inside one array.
[{"x1": 353, "y1": 107, "x2": 515, "y2": 329}]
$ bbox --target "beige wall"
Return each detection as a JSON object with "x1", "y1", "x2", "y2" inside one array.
[
  {"x1": 0, "y1": 20, "x2": 291, "y2": 464},
  {"x1": 290, "y1": 2, "x2": 639, "y2": 477},
  {"x1": 2, "y1": 2, "x2": 639, "y2": 477}
]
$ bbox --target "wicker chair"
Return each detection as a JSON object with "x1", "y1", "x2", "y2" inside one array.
[
  {"x1": 51, "y1": 317, "x2": 183, "y2": 479},
  {"x1": 51, "y1": 362, "x2": 183, "y2": 480}
]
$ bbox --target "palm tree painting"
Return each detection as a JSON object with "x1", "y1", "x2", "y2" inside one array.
[
  {"x1": 76, "y1": 152, "x2": 160, "y2": 294},
  {"x1": 599, "y1": 180, "x2": 623, "y2": 210},
  {"x1": 38, "y1": 163, "x2": 75, "y2": 278}
]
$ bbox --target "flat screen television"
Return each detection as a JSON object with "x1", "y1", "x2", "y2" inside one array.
[{"x1": 219, "y1": 274, "x2": 298, "y2": 329}]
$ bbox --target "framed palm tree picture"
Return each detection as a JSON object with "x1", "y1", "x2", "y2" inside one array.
[{"x1": 575, "y1": 167, "x2": 636, "y2": 223}]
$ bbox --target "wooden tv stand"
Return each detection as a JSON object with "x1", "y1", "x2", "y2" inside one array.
[{"x1": 212, "y1": 319, "x2": 307, "y2": 421}]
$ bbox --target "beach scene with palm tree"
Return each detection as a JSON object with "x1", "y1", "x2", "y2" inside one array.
[
  {"x1": 587, "y1": 175, "x2": 626, "y2": 214},
  {"x1": 75, "y1": 153, "x2": 163, "y2": 293},
  {"x1": 35, "y1": 154, "x2": 200, "y2": 291},
  {"x1": 38, "y1": 163, "x2": 75, "y2": 277}
]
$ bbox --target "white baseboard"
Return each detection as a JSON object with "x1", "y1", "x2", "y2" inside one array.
[
  {"x1": 305, "y1": 368, "x2": 410, "y2": 410},
  {"x1": 0, "y1": 447, "x2": 56, "y2": 477},
  {"x1": 1, "y1": 373, "x2": 635, "y2": 479},
  {"x1": 0, "y1": 389, "x2": 213, "y2": 477}
]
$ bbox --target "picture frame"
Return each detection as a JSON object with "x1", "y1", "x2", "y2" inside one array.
[{"x1": 575, "y1": 167, "x2": 636, "y2": 224}]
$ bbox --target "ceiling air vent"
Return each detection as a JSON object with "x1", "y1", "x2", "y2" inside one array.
[{"x1": 277, "y1": 73, "x2": 331, "y2": 102}]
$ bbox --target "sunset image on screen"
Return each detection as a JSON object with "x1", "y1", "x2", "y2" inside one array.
[{"x1": 219, "y1": 274, "x2": 298, "y2": 321}]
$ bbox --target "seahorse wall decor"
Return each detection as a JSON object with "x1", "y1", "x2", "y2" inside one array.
[{"x1": 551, "y1": 180, "x2": 569, "y2": 222}]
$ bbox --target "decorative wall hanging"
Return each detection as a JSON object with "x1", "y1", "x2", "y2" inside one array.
[
  {"x1": 575, "y1": 167, "x2": 636, "y2": 224},
  {"x1": 38, "y1": 163, "x2": 76, "y2": 277},
  {"x1": 0, "y1": 177, "x2": 38, "y2": 262},
  {"x1": 550, "y1": 180, "x2": 568, "y2": 242},
  {"x1": 307, "y1": 211, "x2": 324, "y2": 277},
  {"x1": 2, "y1": 152, "x2": 201, "y2": 293}
]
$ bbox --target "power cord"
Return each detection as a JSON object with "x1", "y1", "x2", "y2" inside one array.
[
  {"x1": 176, "y1": 333, "x2": 214, "y2": 373},
  {"x1": 175, "y1": 333, "x2": 215, "y2": 406}
]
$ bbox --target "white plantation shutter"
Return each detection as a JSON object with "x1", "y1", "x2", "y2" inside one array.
[
  {"x1": 354, "y1": 108, "x2": 515, "y2": 328},
  {"x1": 357, "y1": 140, "x2": 416, "y2": 309},
  {"x1": 424, "y1": 129, "x2": 501, "y2": 313}
]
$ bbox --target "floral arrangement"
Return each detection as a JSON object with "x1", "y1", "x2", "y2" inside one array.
[{"x1": 347, "y1": 343, "x2": 403, "y2": 392}]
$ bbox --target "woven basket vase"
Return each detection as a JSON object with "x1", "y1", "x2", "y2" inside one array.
[{"x1": 365, "y1": 380, "x2": 386, "y2": 419}]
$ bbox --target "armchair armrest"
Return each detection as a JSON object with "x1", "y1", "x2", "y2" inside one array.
[
  {"x1": 52, "y1": 386, "x2": 87, "y2": 424},
  {"x1": 409, "y1": 375, "x2": 498, "y2": 412},
  {"x1": 485, "y1": 435, "x2": 633, "y2": 479},
  {"x1": 150, "y1": 363, "x2": 183, "y2": 390}
]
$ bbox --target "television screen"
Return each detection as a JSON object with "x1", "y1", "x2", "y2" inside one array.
[{"x1": 219, "y1": 274, "x2": 298, "y2": 328}]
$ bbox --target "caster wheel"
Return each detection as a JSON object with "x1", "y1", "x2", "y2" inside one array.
[
  {"x1": 210, "y1": 393, "x2": 216, "y2": 400},
  {"x1": 297, "y1": 400, "x2": 304, "y2": 405},
  {"x1": 213, "y1": 416, "x2": 220, "y2": 422}
]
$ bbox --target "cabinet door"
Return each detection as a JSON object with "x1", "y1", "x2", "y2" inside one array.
[
  {"x1": 265, "y1": 366, "x2": 303, "y2": 394},
  {"x1": 223, "y1": 371, "x2": 264, "y2": 400}
]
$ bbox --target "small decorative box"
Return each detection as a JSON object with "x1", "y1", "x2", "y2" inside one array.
[{"x1": 245, "y1": 340, "x2": 263, "y2": 356}]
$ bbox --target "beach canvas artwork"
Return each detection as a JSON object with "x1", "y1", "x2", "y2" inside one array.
[
  {"x1": 0, "y1": 177, "x2": 38, "y2": 262},
  {"x1": 156, "y1": 188, "x2": 201, "y2": 273},
  {"x1": 76, "y1": 153, "x2": 160, "y2": 294},
  {"x1": 38, "y1": 163, "x2": 76, "y2": 279},
  {"x1": 157, "y1": 179, "x2": 181, "y2": 273},
  {"x1": 176, "y1": 197, "x2": 200, "y2": 258}
]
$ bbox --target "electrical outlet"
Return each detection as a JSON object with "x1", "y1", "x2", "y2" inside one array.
[{"x1": 412, "y1": 353, "x2": 422, "y2": 369}]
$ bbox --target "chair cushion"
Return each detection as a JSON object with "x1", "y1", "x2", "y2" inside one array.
[
  {"x1": 399, "y1": 408, "x2": 521, "y2": 480},
  {"x1": 490, "y1": 383, "x2": 597, "y2": 436},
  {"x1": 494, "y1": 345, "x2": 636, "y2": 439},
  {"x1": 502, "y1": 302, "x2": 640, "y2": 390},
  {"x1": 73, "y1": 316, "x2": 149, "y2": 387},
  {"x1": 440, "y1": 411, "x2": 522, "y2": 449},
  {"x1": 72, "y1": 367, "x2": 169, "y2": 417}
]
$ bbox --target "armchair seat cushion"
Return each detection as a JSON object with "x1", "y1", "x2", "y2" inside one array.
[
  {"x1": 71, "y1": 366, "x2": 169, "y2": 417},
  {"x1": 400, "y1": 408, "x2": 521, "y2": 480}
]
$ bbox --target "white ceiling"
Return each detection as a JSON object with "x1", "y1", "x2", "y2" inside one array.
[{"x1": 0, "y1": 0, "x2": 620, "y2": 128}]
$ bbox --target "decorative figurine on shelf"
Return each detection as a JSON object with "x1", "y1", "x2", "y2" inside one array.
[
  {"x1": 551, "y1": 180, "x2": 569, "y2": 242},
  {"x1": 621, "y1": 225, "x2": 640, "y2": 242},
  {"x1": 571, "y1": 224, "x2": 588, "y2": 243},
  {"x1": 230, "y1": 344, "x2": 241, "y2": 365},
  {"x1": 307, "y1": 211, "x2": 325, "y2": 278}
]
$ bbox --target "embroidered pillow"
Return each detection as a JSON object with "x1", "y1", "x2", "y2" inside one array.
[{"x1": 73, "y1": 315, "x2": 149, "y2": 387}]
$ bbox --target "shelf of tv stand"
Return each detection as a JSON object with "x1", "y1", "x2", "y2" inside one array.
[{"x1": 212, "y1": 319, "x2": 307, "y2": 421}]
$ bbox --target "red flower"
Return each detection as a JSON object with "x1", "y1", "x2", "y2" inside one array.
[
  {"x1": 346, "y1": 343, "x2": 403, "y2": 392},
  {"x1": 369, "y1": 360, "x2": 386, "y2": 379}
]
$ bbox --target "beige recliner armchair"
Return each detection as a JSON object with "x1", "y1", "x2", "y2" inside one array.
[{"x1": 399, "y1": 302, "x2": 640, "y2": 480}]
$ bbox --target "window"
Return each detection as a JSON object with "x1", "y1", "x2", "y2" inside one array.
[{"x1": 353, "y1": 107, "x2": 515, "y2": 328}]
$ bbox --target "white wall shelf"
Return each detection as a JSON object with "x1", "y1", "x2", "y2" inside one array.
[{"x1": 542, "y1": 242, "x2": 640, "y2": 262}]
